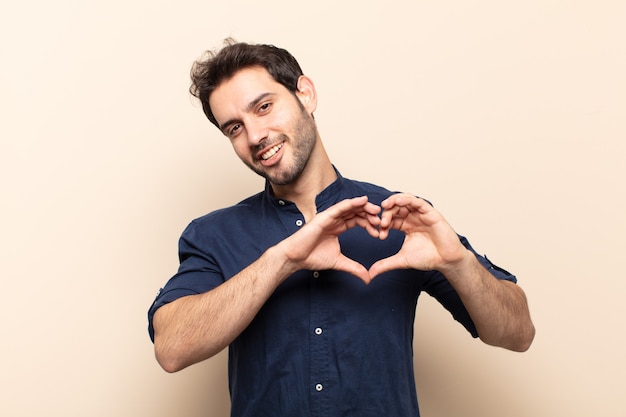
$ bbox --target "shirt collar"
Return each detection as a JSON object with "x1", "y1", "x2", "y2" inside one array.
[
  {"x1": 315, "y1": 166, "x2": 346, "y2": 210},
  {"x1": 263, "y1": 166, "x2": 346, "y2": 210}
]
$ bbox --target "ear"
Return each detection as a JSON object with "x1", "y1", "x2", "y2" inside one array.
[{"x1": 295, "y1": 75, "x2": 318, "y2": 114}]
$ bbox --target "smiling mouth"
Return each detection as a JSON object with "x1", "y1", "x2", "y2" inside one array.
[{"x1": 260, "y1": 143, "x2": 283, "y2": 160}]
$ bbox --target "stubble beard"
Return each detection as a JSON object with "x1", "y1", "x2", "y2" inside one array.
[{"x1": 244, "y1": 110, "x2": 318, "y2": 186}]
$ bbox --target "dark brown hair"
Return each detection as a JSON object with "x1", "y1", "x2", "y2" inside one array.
[{"x1": 189, "y1": 38, "x2": 304, "y2": 128}]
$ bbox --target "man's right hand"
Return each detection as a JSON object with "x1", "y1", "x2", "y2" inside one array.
[{"x1": 277, "y1": 196, "x2": 381, "y2": 283}]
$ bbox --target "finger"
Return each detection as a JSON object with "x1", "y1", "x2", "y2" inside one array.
[
  {"x1": 379, "y1": 205, "x2": 402, "y2": 229},
  {"x1": 379, "y1": 205, "x2": 409, "y2": 238},
  {"x1": 347, "y1": 206, "x2": 382, "y2": 236},
  {"x1": 345, "y1": 202, "x2": 381, "y2": 223},
  {"x1": 362, "y1": 201, "x2": 382, "y2": 216},
  {"x1": 369, "y1": 254, "x2": 408, "y2": 280},
  {"x1": 382, "y1": 194, "x2": 430, "y2": 213},
  {"x1": 312, "y1": 197, "x2": 366, "y2": 231},
  {"x1": 381, "y1": 193, "x2": 413, "y2": 209},
  {"x1": 322, "y1": 197, "x2": 372, "y2": 224},
  {"x1": 325, "y1": 196, "x2": 369, "y2": 217},
  {"x1": 327, "y1": 198, "x2": 381, "y2": 236},
  {"x1": 334, "y1": 254, "x2": 372, "y2": 284},
  {"x1": 347, "y1": 215, "x2": 380, "y2": 238}
]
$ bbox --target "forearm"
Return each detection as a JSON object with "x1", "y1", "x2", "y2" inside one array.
[
  {"x1": 153, "y1": 245, "x2": 296, "y2": 372},
  {"x1": 152, "y1": 197, "x2": 381, "y2": 372},
  {"x1": 439, "y1": 250, "x2": 535, "y2": 352}
]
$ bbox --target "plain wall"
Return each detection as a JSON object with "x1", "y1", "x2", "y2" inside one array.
[{"x1": 1, "y1": 1, "x2": 624, "y2": 416}]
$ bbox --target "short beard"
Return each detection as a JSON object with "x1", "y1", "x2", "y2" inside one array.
[{"x1": 245, "y1": 108, "x2": 318, "y2": 186}]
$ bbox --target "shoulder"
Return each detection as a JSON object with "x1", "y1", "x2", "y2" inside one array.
[
  {"x1": 342, "y1": 176, "x2": 433, "y2": 207},
  {"x1": 342, "y1": 177, "x2": 398, "y2": 204},
  {"x1": 182, "y1": 191, "x2": 266, "y2": 236},
  {"x1": 194, "y1": 192, "x2": 263, "y2": 221}
]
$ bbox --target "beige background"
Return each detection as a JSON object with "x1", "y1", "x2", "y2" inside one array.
[{"x1": 1, "y1": 1, "x2": 624, "y2": 416}]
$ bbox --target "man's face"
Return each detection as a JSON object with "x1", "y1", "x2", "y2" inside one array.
[{"x1": 209, "y1": 66, "x2": 318, "y2": 186}]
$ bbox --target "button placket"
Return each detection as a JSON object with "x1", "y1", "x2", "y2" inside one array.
[{"x1": 310, "y1": 269, "x2": 329, "y2": 415}]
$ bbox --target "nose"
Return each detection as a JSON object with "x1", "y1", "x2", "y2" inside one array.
[{"x1": 245, "y1": 117, "x2": 269, "y2": 148}]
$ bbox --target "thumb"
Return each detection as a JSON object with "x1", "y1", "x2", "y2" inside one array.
[
  {"x1": 334, "y1": 254, "x2": 372, "y2": 284},
  {"x1": 369, "y1": 255, "x2": 407, "y2": 280}
]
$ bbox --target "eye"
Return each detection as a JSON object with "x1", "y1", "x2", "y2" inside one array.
[
  {"x1": 228, "y1": 123, "x2": 242, "y2": 138},
  {"x1": 258, "y1": 102, "x2": 272, "y2": 114}
]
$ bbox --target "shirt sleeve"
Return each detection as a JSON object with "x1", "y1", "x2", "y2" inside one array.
[
  {"x1": 422, "y1": 234, "x2": 517, "y2": 338},
  {"x1": 147, "y1": 220, "x2": 225, "y2": 342}
]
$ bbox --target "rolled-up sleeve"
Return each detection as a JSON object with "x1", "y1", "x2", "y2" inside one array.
[
  {"x1": 147, "y1": 220, "x2": 225, "y2": 342},
  {"x1": 423, "y1": 234, "x2": 518, "y2": 338}
]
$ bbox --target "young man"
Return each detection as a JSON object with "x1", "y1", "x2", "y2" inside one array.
[{"x1": 148, "y1": 40, "x2": 535, "y2": 417}]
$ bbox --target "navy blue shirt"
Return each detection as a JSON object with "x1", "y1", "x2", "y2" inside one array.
[{"x1": 148, "y1": 171, "x2": 516, "y2": 417}]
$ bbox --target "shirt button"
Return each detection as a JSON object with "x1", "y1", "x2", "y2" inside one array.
[
  {"x1": 312, "y1": 271, "x2": 320, "y2": 278},
  {"x1": 315, "y1": 327, "x2": 323, "y2": 335},
  {"x1": 295, "y1": 219, "x2": 303, "y2": 227},
  {"x1": 278, "y1": 200, "x2": 285, "y2": 206},
  {"x1": 315, "y1": 384, "x2": 323, "y2": 392}
]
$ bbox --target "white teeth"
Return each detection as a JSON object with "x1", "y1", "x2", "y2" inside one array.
[{"x1": 261, "y1": 143, "x2": 283, "y2": 160}]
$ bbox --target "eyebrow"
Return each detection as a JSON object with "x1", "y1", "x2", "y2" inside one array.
[{"x1": 218, "y1": 92, "x2": 275, "y2": 134}]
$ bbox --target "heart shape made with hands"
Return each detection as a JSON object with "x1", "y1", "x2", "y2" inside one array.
[{"x1": 316, "y1": 194, "x2": 465, "y2": 284}]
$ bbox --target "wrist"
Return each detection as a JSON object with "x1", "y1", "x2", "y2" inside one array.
[
  {"x1": 266, "y1": 241, "x2": 302, "y2": 278},
  {"x1": 436, "y1": 249, "x2": 476, "y2": 281}
]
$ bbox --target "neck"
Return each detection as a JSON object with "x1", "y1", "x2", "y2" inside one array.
[{"x1": 270, "y1": 141, "x2": 336, "y2": 221}]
